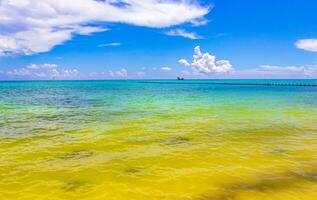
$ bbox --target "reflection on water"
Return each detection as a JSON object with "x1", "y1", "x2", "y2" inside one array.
[{"x1": 0, "y1": 80, "x2": 317, "y2": 199}]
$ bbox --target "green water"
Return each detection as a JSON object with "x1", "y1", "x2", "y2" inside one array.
[{"x1": 1, "y1": 80, "x2": 317, "y2": 199}]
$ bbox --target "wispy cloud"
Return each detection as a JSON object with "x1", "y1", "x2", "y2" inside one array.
[
  {"x1": 259, "y1": 65, "x2": 305, "y2": 72},
  {"x1": 26, "y1": 63, "x2": 58, "y2": 70},
  {"x1": 51, "y1": 69, "x2": 79, "y2": 79},
  {"x1": 258, "y1": 65, "x2": 317, "y2": 76},
  {"x1": 190, "y1": 18, "x2": 209, "y2": 27},
  {"x1": 109, "y1": 68, "x2": 128, "y2": 78},
  {"x1": 98, "y1": 43, "x2": 121, "y2": 47},
  {"x1": 229, "y1": 64, "x2": 317, "y2": 78},
  {"x1": 295, "y1": 39, "x2": 317, "y2": 52},
  {"x1": 5, "y1": 63, "x2": 79, "y2": 79},
  {"x1": 165, "y1": 29, "x2": 201, "y2": 40},
  {"x1": 0, "y1": 0, "x2": 210, "y2": 56},
  {"x1": 136, "y1": 71, "x2": 146, "y2": 77},
  {"x1": 160, "y1": 67, "x2": 172, "y2": 71}
]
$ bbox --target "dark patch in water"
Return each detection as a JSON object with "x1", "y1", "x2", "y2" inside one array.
[
  {"x1": 126, "y1": 137, "x2": 153, "y2": 145},
  {"x1": 269, "y1": 149, "x2": 289, "y2": 155},
  {"x1": 60, "y1": 150, "x2": 94, "y2": 160},
  {"x1": 36, "y1": 97, "x2": 104, "y2": 107},
  {"x1": 31, "y1": 127, "x2": 60, "y2": 134},
  {"x1": 62, "y1": 180, "x2": 90, "y2": 192},
  {"x1": 198, "y1": 168, "x2": 317, "y2": 200},
  {"x1": 125, "y1": 167, "x2": 145, "y2": 175},
  {"x1": 159, "y1": 136, "x2": 191, "y2": 145}
]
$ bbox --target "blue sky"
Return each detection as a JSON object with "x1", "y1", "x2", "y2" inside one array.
[{"x1": 0, "y1": 0, "x2": 317, "y2": 80}]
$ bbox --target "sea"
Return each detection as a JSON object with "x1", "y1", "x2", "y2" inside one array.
[{"x1": 0, "y1": 80, "x2": 317, "y2": 199}]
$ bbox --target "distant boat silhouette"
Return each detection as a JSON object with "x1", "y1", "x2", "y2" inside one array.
[{"x1": 177, "y1": 77, "x2": 184, "y2": 80}]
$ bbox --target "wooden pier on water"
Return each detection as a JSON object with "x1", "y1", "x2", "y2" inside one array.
[{"x1": 140, "y1": 81, "x2": 317, "y2": 87}]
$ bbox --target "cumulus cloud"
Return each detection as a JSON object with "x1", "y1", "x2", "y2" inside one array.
[
  {"x1": 109, "y1": 68, "x2": 128, "y2": 78},
  {"x1": 160, "y1": 66, "x2": 172, "y2": 71},
  {"x1": 295, "y1": 39, "x2": 317, "y2": 52},
  {"x1": 179, "y1": 46, "x2": 233, "y2": 74},
  {"x1": 165, "y1": 29, "x2": 201, "y2": 40},
  {"x1": 0, "y1": 0, "x2": 209, "y2": 56},
  {"x1": 178, "y1": 59, "x2": 190, "y2": 66}
]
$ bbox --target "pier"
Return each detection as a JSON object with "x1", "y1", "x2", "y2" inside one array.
[{"x1": 141, "y1": 81, "x2": 317, "y2": 87}]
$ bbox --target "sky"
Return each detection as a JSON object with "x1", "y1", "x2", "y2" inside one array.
[{"x1": 0, "y1": 0, "x2": 317, "y2": 80}]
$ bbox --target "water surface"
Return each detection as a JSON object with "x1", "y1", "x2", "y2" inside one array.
[{"x1": 1, "y1": 80, "x2": 317, "y2": 199}]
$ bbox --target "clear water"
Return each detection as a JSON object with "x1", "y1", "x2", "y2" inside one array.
[{"x1": 1, "y1": 80, "x2": 317, "y2": 200}]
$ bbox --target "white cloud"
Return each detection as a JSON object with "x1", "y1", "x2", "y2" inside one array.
[
  {"x1": 295, "y1": 39, "x2": 317, "y2": 52},
  {"x1": 88, "y1": 71, "x2": 108, "y2": 77},
  {"x1": 0, "y1": 0, "x2": 210, "y2": 56},
  {"x1": 98, "y1": 42, "x2": 121, "y2": 47},
  {"x1": 258, "y1": 65, "x2": 317, "y2": 77},
  {"x1": 6, "y1": 63, "x2": 79, "y2": 79},
  {"x1": 7, "y1": 68, "x2": 33, "y2": 77},
  {"x1": 109, "y1": 68, "x2": 128, "y2": 78},
  {"x1": 259, "y1": 65, "x2": 304, "y2": 72},
  {"x1": 26, "y1": 63, "x2": 58, "y2": 70},
  {"x1": 136, "y1": 71, "x2": 146, "y2": 77},
  {"x1": 165, "y1": 29, "x2": 201, "y2": 40},
  {"x1": 178, "y1": 59, "x2": 190, "y2": 66},
  {"x1": 116, "y1": 68, "x2": 128, "y2": 77},
  {"x1": 160, "y1": 66, "x2": 172, "y2": 71},
  {"x1": 190, "y1": 18, "x2": 209, "y2": 27},
  {"x1": 179, "y1": 46, "x2": 233, "y2": 74},
  {"x1": 229, "y1": 64, "x2": 317, "y2": 78},
  {"x1": 7, "y1": 68, "x2": 79, "y2": 79},
  {"x1": 51, "y1": 69, "x2": 79, "y2": 78},
  {"x1": 0, "y1": 28, "x2": 87, "y2": 56}
]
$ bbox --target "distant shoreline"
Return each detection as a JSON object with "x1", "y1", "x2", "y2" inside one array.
[{"x1": 1, "y1": 78, "x2": 317, "y2": 82}]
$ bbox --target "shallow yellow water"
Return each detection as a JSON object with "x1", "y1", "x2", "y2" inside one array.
[{"x1": 1, "y1": 81, "x2": 317, "y2": 199}]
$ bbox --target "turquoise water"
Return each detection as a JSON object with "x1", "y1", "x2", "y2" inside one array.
[{"x1": 1, "y1": 80, "x2": 317, "y2": 200}]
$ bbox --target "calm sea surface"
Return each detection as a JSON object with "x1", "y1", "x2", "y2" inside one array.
[{"x1": 1, "y1": 80, "x2": 317, "y2": 199}]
